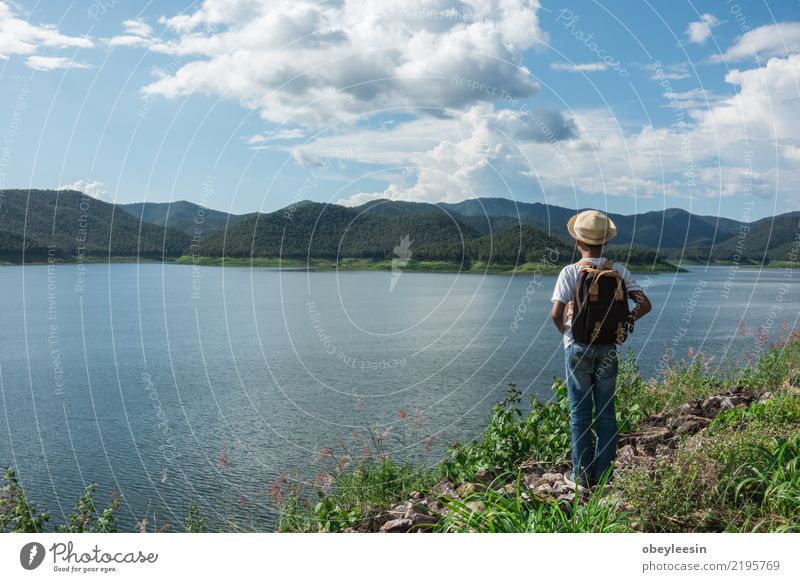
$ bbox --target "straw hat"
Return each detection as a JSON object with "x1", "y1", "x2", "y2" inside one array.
[{"x1": 567, "y1": 210, "x2": 618, "y2": 245}]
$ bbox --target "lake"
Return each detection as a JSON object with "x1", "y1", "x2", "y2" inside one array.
[{"x1": 0, "y1": 263, "x2": 796, "y2": 531}]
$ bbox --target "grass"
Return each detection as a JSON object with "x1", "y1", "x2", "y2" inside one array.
[
  {"x1": 614, "y1": 338, "x2": 800, "y2": 534},
  {"x1": 273, "y1": 334, "x2": 800, "y2": 532},
  {"x1": 3, "y1": 336, "x2": 799, "y2": 533},
  {"x1": 433, "y1": 471, "x2": 631, "y2": 533},
  {"x1": 276, "y1": 458, "x2": 442, "y2": 532}
]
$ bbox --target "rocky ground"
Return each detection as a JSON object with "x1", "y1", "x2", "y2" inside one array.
[{"x1": 347, "y1": 385, "x2": 764, "y2": 533}]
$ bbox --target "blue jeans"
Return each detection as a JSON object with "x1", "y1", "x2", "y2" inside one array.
[{"x1": 564, "y1": 341, "x2": 619, "y2": 485}]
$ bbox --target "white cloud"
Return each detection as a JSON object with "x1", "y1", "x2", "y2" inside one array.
[
  {"x1": 247, "y1": 128, "x2": 306, "y2": 145},
  {"x1": 550, "y1": 62, "x2": 608, "y2": 73},
  {"x1": 108, "y1": 3, "x2": 799, "y2": 213},
  {"x1": 107, "y1": 18, "x2": 157, "y2": 48},
  {"x1": 716, "y1": 22, "x2": 800, "y2": 62},
  {"x1": 121, "y1": 18, "x2": 153, "y2": 38},
  {"x1": 686, "y1": 13, "x2": 719, "y2": 45},
  {"x1": 646, "y1": 62, "x2": 690, "y2": 81},
  {"x1": 661, "y1": 88, "x2": 725, "y2": 109},
  {"x1": 113, "y1": 0, "x2": 547, "y2": 126},
  {"x1": 25, "y1": 55, "x2": 90, "y2": 71},
  {"x1": 333, "y1": 53, "x2": 800, "y2": 207},
  {"x1": 58, "y1": 180, "x2": 106, "y2": 200},
  {"x1": 0, "y1": 1, "x2": 93, "y2": 68}
]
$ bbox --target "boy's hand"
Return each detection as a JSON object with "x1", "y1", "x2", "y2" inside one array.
[
  {"x1": 550, "y1": 301, "x2": 568, "y2": 334},
  {"x1": 628, "y1": 290, "x2": 652, "y2": 322}
]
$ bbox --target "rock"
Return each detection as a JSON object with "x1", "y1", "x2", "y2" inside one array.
[
  {"x1": 531, "y1": 488, "x2": 557, "y2": 503},
  {"x1": 523, "y1": 472, "x2": 549, "y2": 489},
  {"x1": 519, "y1": 460, "x2": 548, "y2": 476},
  {"x1": 676, "y1": 419, "x2": 704, "y2": 436},
  {"x1": 552, "y1": 482, "x2": 573, "y2": 495},
  {"x1": 622, "y1": 426, "x2": 671, "y2": 444},
  {"x1": 464, "y1": 500, "x2": 485, "y2": 513},
  {"x1": 456, "y1": 482, "x2": 475, "y2": 498},
  {"x1": 380, "y1": 518, "x2": 413, "y2": 533},
  {"x1": 432, "y1": 479, "x2": 456, "y2": 497},
  {"x1": 616, "y1": 444, "x2": 635, "y2": 464},
  {"x1": 474, "y1": 468, "x2": 495, "y2": 486},
  {"x1": 426, "y1": 500, "x2": 443, "y2": 514},
  {"x1": 557, "y1": 492, "x2": 575, "y2": 504},
  {"x1": 406, "y1": 512, "x2": 438, "y2": 529},
  {"x1": 541, "y1": 472, "x2": 563, "y2": 483}
]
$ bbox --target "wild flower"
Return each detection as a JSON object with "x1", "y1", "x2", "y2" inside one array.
[
  {"x1": 218, "y1": 449, "x2": 231, "y2": 471},
  {"x1": 398, "y1": 409, "x2": 408, "y2": 419},
  {"x1": 314, "y1": 471, "x2": 332, "y2": 488},
  {"x1": 412, "y1": 408, "x2": 428, "y2": 429},
  {"x1": 269, "y1": 480, "x2": 285, "y2": 504}
]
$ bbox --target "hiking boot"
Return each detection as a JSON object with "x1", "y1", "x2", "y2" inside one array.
[{"x1": 564, "y1": 470, "x2": 590, "y2": 492}]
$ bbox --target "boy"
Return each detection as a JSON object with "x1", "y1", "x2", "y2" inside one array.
[{"x1": 550, "y1": 210, "x2": 652, "y2": 491}]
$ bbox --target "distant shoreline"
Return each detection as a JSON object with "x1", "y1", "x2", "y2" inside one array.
[
  {"x1": 7, "y1": 256, "x2": 792, "y2": 274},
  {"x1": 9, "y1": 255, "x2": 796, "y2": 274},
  {"x1": 176, "y1": 256, "x2": 688, "y2": 274}
]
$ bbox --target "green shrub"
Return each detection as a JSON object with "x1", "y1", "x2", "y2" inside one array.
[
  {"x1": 276, "y1": 457, "x2": 440, "y2": 532},
  {"x1": 0, "y1": 468, "x2": 49, "y2": 533},
  {"x1": 441, "y1": 383, "x2": 571, "y2": 483},
  {"x1": 435, "y1": 472, "x2": 631, "y2": 533},
  {"x1": 721, "y1": 437, "x2": 800, "y2": 531},
  {"x1": 185, "y1": 503, "x2": 208, "y2": 532},
  {"x1": 57, "y1": 483, "x2": 120, "y2": 533},
  {"x1": 709, "y1": 394, "x2": 800, "y2": 434}
]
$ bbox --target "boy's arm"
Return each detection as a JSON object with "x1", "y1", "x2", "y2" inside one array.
[
  {"x1": 550, "y1": 301, "x2": 568, "y2": 334},
  {"x1": 628, "y1": 290, "x2": 652, "y2": 322}
]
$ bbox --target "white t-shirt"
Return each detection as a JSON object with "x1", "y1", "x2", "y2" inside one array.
[{"x1": 550, "y1": 257, "x2": 642, "y2": 348}]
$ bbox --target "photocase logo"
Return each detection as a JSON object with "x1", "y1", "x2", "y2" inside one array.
[
  {"x1": 20, "y1": 542, "x2": 46, "y2": 570},
  {"x1": 390, "y1": 234, "x2": 413, "y2": 292}
]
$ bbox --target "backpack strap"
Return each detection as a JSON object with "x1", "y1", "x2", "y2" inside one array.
[
  {"x1": 575, "y1": 260, "x2": 622, "y2": 302},
  {"x1": 576, "y1": 259, "x2": 614, "y2": 270}
]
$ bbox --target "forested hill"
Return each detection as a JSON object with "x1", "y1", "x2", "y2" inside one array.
[
  {"x1": 0, "y1": 189, "x2": 190, "y2": 260},
  {"x1": 194, "y1": 201, "x2": 485, "y2": 259},
  {"x1": 676, "y1": 212, "x2": 800, "y2": 264},
  {"x1": 1, "y1": 190, "x2": 794, "y2": 266},
  {"x1": 438, "y1": 198, "x2": 745, "y2": 248},
  {"x1": 192, "y1": 201, "x2": 672, "y2": 269},
  {"x1": 120, "y1": 201, "x2": 254, "y2": 237}
]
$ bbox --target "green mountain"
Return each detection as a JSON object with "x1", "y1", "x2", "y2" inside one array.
[
  {"x1": 120, "y1": 201, "x2": 254, "y2": 237},
  {"x1": 676, "y1": 213, "x2": 800, "y2": 263},
  {"x1": 0, "y1": 189, "x2": 190, "y2": 260},
  {"x1": 193, "y1": 200, "x2": 674, "y2": 270},
  {"x1": 195, "y1": 201, "x2": 484, "y2": 259},
  {"x1": 438, "y1": 198, "x2": 744, "y2": 248},
  {"x1": 1, "y1": 190, "x2": 792, "y2": 267}
]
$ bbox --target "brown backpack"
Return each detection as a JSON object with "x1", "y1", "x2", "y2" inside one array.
[{"x1": 566, "y1": 260, "x2": 632, "y2": 345}]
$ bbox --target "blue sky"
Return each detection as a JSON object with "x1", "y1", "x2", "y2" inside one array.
[{"x1": 1, "y1": 0, "x2": 799, "y2": 220}]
